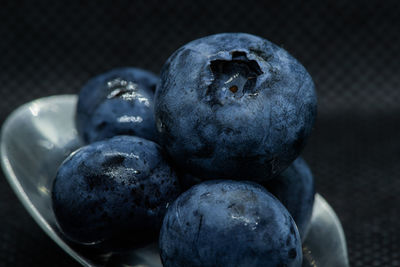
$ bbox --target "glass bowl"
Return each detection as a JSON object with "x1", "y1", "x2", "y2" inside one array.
[{"x1": 1, "y1": 95, "x2": 349, "y2": 267}]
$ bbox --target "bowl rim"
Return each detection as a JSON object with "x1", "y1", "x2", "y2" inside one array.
[{"x1": 0, "y1": 94, "x2": 91, "y2": 267}]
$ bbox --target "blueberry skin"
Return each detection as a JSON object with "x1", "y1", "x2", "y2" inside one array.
[
  {"x1": 76, "y1": 67, "x2": 158, "y2": 144},
  {"x1": 155, "y1": 33, "x2": 317, "y2": 181},
  {"x1": 180, "y1": 157, "x2": 315, "y2": 240},
  {"x1": 52, "y1": 136, "x2": 180, "y2": 251},
  {"x1": 159, "y1": 180, "x2": 302, "y2": 267},
  {"x1": 262, "y1": 157, "x2": 315, "y2": 240}
]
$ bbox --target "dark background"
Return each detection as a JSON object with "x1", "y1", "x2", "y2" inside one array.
[{"x1": 1, "y1": 1, "x2": 399, "y2": 266}]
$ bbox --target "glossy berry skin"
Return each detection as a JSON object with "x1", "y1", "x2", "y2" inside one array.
[
  {"x1": 262, "y1": 157, "x2": 315, "y2": 240},
  {"x1": 159, "y1": 180, "x2": 302, "y2": 267},
  {"x1": 52, "y1": 136, "x2": 180, "y2": 251},
  {"x1": 76, "y1": 67, "x2": 158, "y2": 144},
  {"x1": 155, "y1": 33, "x2": 317, "y2": 182},
  {"x1": 180, "y1": 157, "x2": 315, "y2": 240}
]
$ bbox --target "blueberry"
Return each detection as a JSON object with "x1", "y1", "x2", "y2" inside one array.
[
  {"x1": 159, "y1": 180, "x2": 302, "y2": 267},
  {"x1": 76, "y1": 67, "x2": 158, "y2": 144},
  {"x1": 155, "y1": 33, "x2": 317, "y2": 181},
  {"x1": 262, "y1": 157, "x2": 315, "y2": 240},
  {"x1": 52, "y1": 136, "x2": 180, "y2": 251},
  {"x1": 179, "y1": 157, "x2": 315, "y2": 240}
]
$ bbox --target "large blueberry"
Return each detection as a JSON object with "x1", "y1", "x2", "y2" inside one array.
[
  {"x1": 155, "y1": 33, "x2": 317, "y2": 181},
  {"x1": 262, "y1": 157, "x2": 315, "y2": 240},
  {"x1": 76, "y1": 67, "x2": 158, "y2": 144},
  {"x1": 52, "y1": 136, "x2": 180, "y2": 251},
  {"x1": 159, "y1": 180, "x2": 302, "y2": 267}
]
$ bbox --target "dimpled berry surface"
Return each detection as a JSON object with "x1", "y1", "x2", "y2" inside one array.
[
  {"x1": 263, "y1": 157, "x2": 315, "y2": 240},
  {"x1": 76, "y1": 67, "x2": 158, "y2": 143},
  {"x1": 52, "y1": 136, "x2": 180, "y2": 251},
  {"x1": 155, "y1": 33, "x2": 317, "y2": 181},
  {"x1": 159, "y1": 180, "x2": 302, "y2": 267}
]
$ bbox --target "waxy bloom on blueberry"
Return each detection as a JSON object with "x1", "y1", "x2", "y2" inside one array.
[
  {"x1": 155, "y1": 33, "x2": 317, "y2": 181},
  {"x1": 52, "y1": 136, "x2": 180, "y2": 251},
  {"x1": 76, "y1": 67, "x2": 158, "y2": 144},
  {"x1": 263, "y1": 157, "x2": 315, "y2": 239},
  {"x1": 159, "y1": 180, "x2": 302, "y2": 267}
]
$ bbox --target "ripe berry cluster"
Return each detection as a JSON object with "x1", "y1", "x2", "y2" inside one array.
[{"x1": 52, "y1": 33, "x2": 317, "y2": 267}]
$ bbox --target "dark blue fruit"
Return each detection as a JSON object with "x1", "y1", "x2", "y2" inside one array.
[
  {"x1": 52, "y1": 136, "x2": 180, "y2": 251},
  {"x1": 155, "y1": 33, "x2": 317, "y2": 182},
  {"x1": 159, "y1": 180, "x2": 302, "y2": 267},
  {"x1": 179, "y1": 157, "x2": 315, "y2": 240},
  {"x1": 76, "y1": 67, "x2": 158, "y2": 144},
  {"x1": 262, "y1": 157, "x2": 315, "y2": 240}
]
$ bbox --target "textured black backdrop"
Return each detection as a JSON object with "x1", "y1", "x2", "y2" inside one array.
[{"x1": 1, "y1": 1, "x2": 399, "y2": 266}]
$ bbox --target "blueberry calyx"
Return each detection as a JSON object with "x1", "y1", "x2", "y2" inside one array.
[{"x1": 206, "y1": 51, "x2": 263, "y2": 106}]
